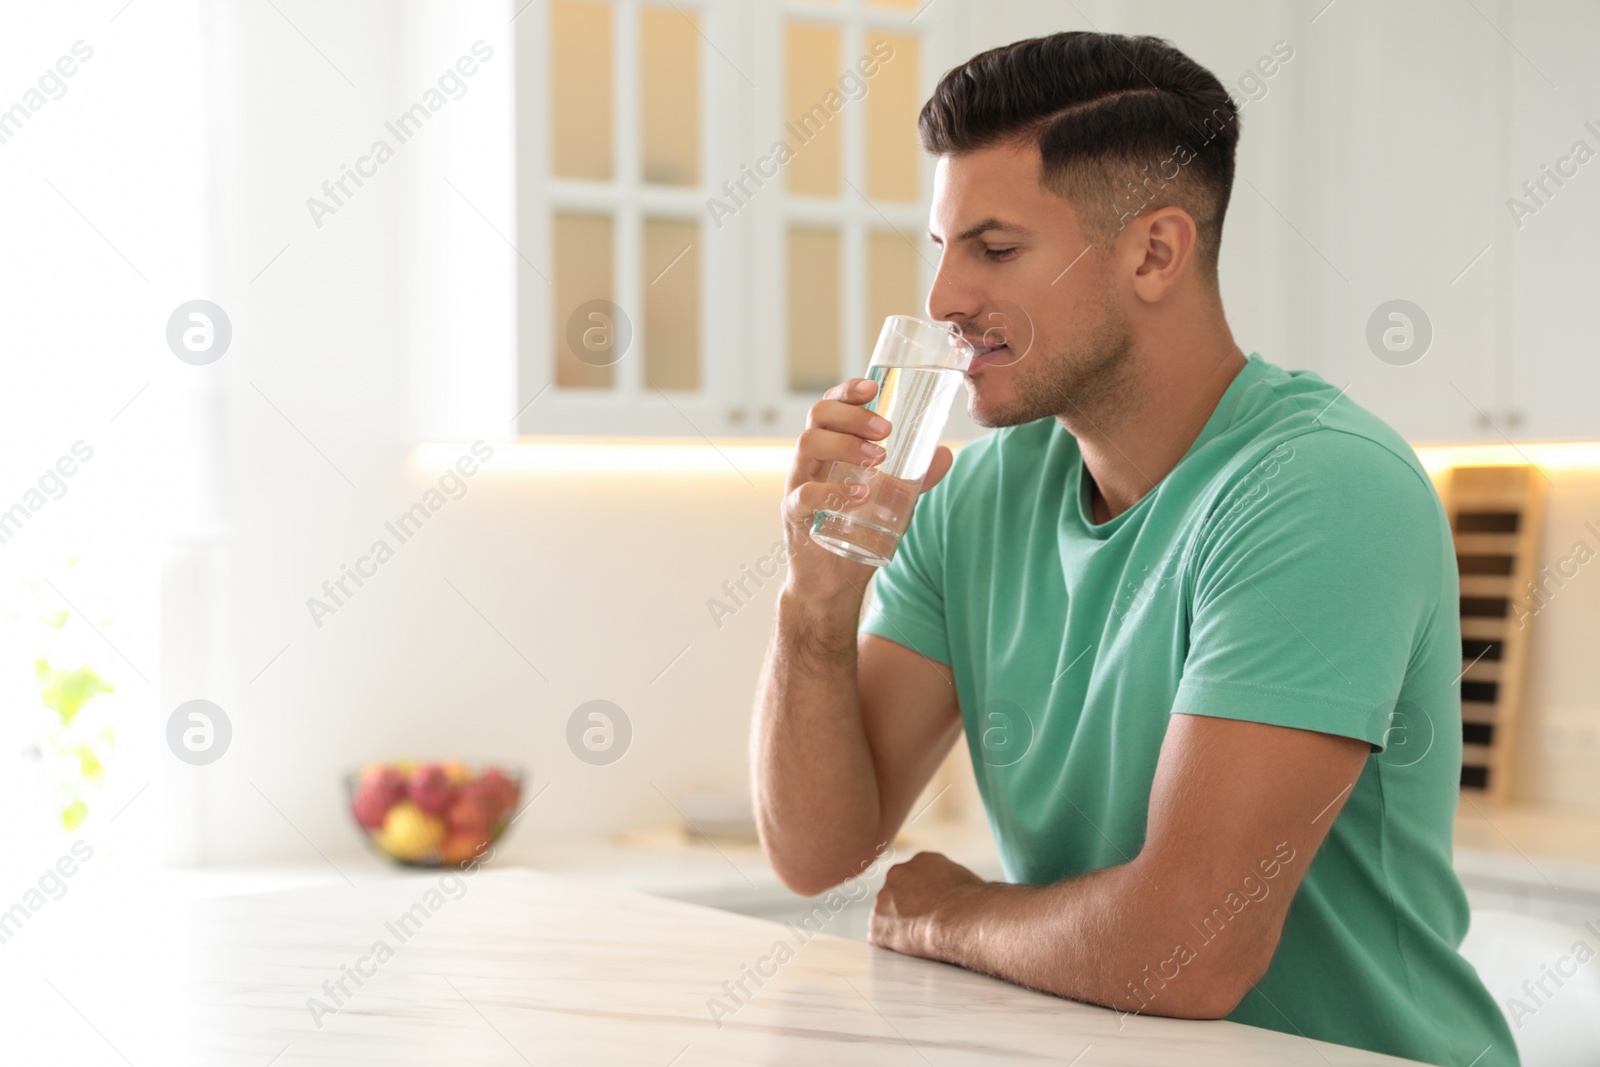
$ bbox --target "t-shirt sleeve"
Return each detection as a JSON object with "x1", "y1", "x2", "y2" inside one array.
[
  {"x1": 1169, "y1": 430, "x2": 1451, "y2": 749},
  {"x1": 858, "y1": 463, "x2": 953, "y2": 666}
]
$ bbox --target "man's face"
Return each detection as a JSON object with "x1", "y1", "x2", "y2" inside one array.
[{"x1": 927, "y1": 140, "x2": 1135, "y2": 428}]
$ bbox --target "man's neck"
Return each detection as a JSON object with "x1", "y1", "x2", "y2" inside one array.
[{"x1": 1065, "y1": 339, "x2": 1249, "y2": 524}]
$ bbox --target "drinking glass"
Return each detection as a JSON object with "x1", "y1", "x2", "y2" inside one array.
[{"x1": 809, "y1": 315, "x2": 974, "y2": 567}]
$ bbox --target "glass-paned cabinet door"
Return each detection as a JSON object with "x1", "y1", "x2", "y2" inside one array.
[
  {"x1": 643, "y1": 217, "x2": 700, "y2": 391},
  {"x1": 787, "y1": 224, "x2": 843, "y2": 394},
  {"x1": 743, "y1": 1, "x2": 966, "y2": 437},
  {"x1": 516, "y1": 0, "x2": 739, "y2": 436},
  {"x1": 513, "y1": 0, "x2": 965, "y2": 437}
]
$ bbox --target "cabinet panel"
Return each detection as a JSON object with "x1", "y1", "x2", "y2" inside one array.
[
  {"x1": 784, "y1": 23, "x2": 844, "y2": 197},
  {"x1": 1307, "y1": 1, "x2": 1501, "y2": 443},
  {"x1": 864, "y1": 31, "x2": 920, "y2": 203},
  {"x1": 787, "y1": 225, "x2": 845, "y2": 394},
  {"x1": 1507, "y1": 2, "x2": 1600, "y2": 440},
  {"x1": 643, "y1": 217, "x2": 701, "y2": 391},
  {"x1": 866, "y1": 229, "x2": 922, "y2": 360},
  {"x1": 639, "y1": 6, "x2": 700, "y2": 187},
  {"x1": 553, "y1": 211, "x2": 618, "y2": 390},
  {"x1": 551, "y1": 0, "x2": 613, "y2": 181}
]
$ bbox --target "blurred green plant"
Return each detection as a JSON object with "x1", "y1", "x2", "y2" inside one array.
[{"x1": 32, "y1": 606, "x2": 116, "y2": 831}]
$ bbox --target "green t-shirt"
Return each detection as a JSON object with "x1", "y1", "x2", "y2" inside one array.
[{"x1": 860, "y1": 354, "x2": 1516, "y2": 1067}]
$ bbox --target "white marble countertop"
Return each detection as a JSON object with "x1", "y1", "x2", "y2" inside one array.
[
  {"x1": 1454, "y1": 800, "x2": 1600, "y2": 898},
  {"x1": 125, "y1": 803, "x2": 1600, "y2": 912},
  {"x1": 528, "y1": 818, "x2": 1009, "y2": 906},
  {"x1": 109, "y1": 817, "x2": 1008, "y2": 909},
  {"x1": 0, "y1": 866, "x2": 1423, "y2": 1065}
]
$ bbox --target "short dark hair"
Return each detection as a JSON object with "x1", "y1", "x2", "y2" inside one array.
[{"x1": 920, "y1": 32, "x2": 1240, "y2": 284}]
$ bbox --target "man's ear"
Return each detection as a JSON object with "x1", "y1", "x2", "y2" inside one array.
[{"x1": 1123, "y1": 206, "x2": 1198, "y2": 303}]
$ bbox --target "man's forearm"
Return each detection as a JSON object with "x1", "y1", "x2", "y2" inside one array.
[
  {"x1": 912, "y1": 858, "x2": 1277, "y2": 1020},
  {"x1": 752, "y1": 588, "x2": 884, "y2": 893}
]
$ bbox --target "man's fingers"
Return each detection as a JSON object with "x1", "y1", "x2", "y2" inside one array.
[
  {"x1": 799, "y1": 428, "x2": 887, "y2": 469},
  {"x1": 822, "y1": 377, "x2": 878, "y2": 404},
  {"x1": 789, "y1": 379, "x2": 891, "y2": 491},
  {"x1": 806, "y1": 399, "x2": 892, "y2": 438},
  {"x1": 786, "y1": 479, "x2": 867, "y2": 523}
]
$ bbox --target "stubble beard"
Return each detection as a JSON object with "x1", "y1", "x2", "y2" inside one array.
[{"x1": 967, "y1": 299, "x2": 1137, "y2": 430}]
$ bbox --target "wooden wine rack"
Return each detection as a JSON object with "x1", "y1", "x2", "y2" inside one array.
[{"x1": 1444, "y1": 465, "x2": 1546, "y2": 803}]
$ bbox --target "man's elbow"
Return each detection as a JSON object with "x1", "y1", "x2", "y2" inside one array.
[
  {"x1": 1132, "y1": 973, "x2": 1249, "y2": 1021},
  {"x1": 755, "y1": 822, "x2": 880, "y2": 898},
  {"x1": 1165, "y1": 978, "x2": 1250, "y2": 1021},
  {"x1": 766, "y1": 856, "x2": 842, "y2": 898},
  {"x1": 1125, "y1": 940, "x2": 1277, "y2": 1021},
  {"x1": 766, "y1": 855, "x2": 875, "y2": 899},
  {"x1": 1172, "y1": 950, "x2": 1275, "y2": 1020}
]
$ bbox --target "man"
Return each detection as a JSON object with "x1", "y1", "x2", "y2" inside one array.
[{"x1": 753, "y1": 31, "x2": 1515, "y2": 1067}]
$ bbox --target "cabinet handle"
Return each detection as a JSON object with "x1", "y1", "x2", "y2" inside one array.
[
  {"x1": 728, "y1": 408, "x2": 745, "y2": 424},
  {"x1": 1477, "y1": 411, "x2": 1524, "y2": 431},
  {"x1": 760, "y1": 407, "x2": 777, "y2": 424}
]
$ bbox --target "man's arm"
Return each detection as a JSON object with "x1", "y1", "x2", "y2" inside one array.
[
  {"x1": 754, "y1": 615, "x2": 962, "y2": 895},
  {"x1": 869, "y1": 713, "x2": 1369, "y2": 1020},
  {"x1": 753, "y1": 374, "x2": 962, "y2": 896}
]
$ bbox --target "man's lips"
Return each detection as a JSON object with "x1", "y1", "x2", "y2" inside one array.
[{"x1": 967, "y1": 343, "x2": 1009, "y2": 370}]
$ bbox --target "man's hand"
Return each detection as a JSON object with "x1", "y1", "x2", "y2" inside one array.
[
  {"x1": 780, "y1": 376, "x2": 954, "y2": 604},
  {"x1": 869, "y1": 851, "x2": 988, "y2": 959},
  {"x1": 856, "y1": 716, "x2": 1369, "y2": 1020}
]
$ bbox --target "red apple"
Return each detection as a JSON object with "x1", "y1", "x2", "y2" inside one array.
[
  {"x1": 478, "y1": 768, "x2": 518, "y2": 819},
  {"x1": 446, "y1": 784, "x2": 492, "y2": 832},
  {"x1": 352, "y1": 766, "x2": 405, "y2": 829},
  {"x1": 407, "y1": 764, "x2": 455, "y2": 816}
]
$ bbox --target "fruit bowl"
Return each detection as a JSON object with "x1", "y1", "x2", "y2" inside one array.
[{"x1": 346, "y1": 761, "x2": 523, "y2": 869}]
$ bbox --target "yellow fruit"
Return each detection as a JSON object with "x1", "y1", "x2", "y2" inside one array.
[
  {"x1": 440, "y1": 759, "x2": 472, "y2": 784},
  {"x1": 375, "y1": 801, "x2": 445, "y2": 862}
]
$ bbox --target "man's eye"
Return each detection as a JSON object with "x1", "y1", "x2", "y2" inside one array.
[{"x1": 985, "y1": 247, "x2": 1018, "y2": 261}]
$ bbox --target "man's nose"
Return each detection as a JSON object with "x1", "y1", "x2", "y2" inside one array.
[{"x1": 927, "y1": 252, "x2": 981, "y2": 332}]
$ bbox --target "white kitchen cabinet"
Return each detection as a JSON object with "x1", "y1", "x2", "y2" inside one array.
[
  {"x1": 510, "y1": 0, "x2": 748, "y2": 438},
  {"x1": 509, "y1": 0, "x2": 980, "y2": 440},
  {"x1": 1291, "y1": 1, "x2": 1501, "y2": 444},
  {"x1": 1296, "y1": 1, "x2": 1599, "y2": 444},
  {"x1": 1503, "y1": 1, "x2": 1600, "y2": 442}
]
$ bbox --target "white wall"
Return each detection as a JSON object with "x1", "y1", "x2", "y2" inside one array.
[{"x1": 1509, "y1": 467, "x2": 1600, "y2": 809}]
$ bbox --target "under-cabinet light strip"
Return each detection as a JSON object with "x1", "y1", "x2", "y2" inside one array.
[{"x1": 413, "y1": 439, "x2": 1600, "y2": 477}]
